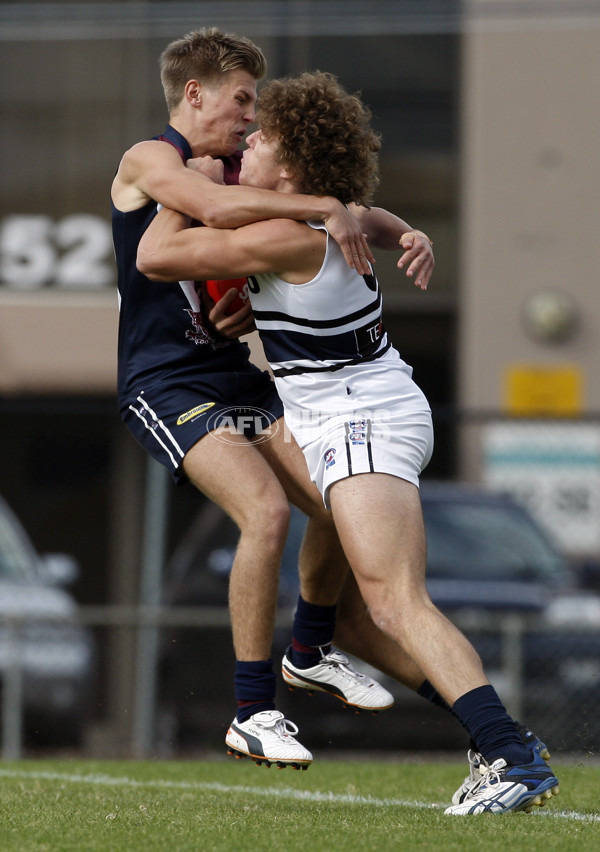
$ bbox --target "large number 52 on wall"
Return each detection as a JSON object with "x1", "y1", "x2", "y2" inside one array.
[{"x1": 0, "y1": 214, "x2": 114, "y2": 290}]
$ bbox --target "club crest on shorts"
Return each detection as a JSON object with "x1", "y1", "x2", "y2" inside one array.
[
  {"x1": 324, "y1": 448, "x2": 336, "y2": 469},
  {"x1": 347, "y1": 418, "x2": 369, "y2": 445}
]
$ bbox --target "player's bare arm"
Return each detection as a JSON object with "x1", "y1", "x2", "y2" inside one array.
[
  {"x1": 137, "y1": 206, "x2": 320, "y2": 284},
  {"x1": 112, "y1": 141, "x2": 243, "y2": 217},
  {"x1": 113, "y1": 141, "x2": 372, "y2": 272},
  {"x1": 349, "y1": 203, "x2": 434, "y2": 291}
]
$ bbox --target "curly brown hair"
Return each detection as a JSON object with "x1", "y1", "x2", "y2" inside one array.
[{"x1": 256, "y1": 71, "x2": 381, "y2": 206}]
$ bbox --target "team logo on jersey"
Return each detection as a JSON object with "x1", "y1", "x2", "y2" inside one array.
[
  {"x1": 324, "y1": 448, "x2": 336, "y2": 469},
  {"x1": 176, "y1": 402, "x2": 216, "y2": 425},
  {"x1": 183, "y1": 308, "x2": 230, "y2": 350},
  {"x1": 184, "y1": 309, "x2": 213, "y2": 345}
]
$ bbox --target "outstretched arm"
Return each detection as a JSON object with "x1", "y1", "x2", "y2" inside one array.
[{"x1": 349, "y1": 204, "x2": 434, "y2": 291}]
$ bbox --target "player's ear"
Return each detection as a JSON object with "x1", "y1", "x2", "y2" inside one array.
[
  {"x1": 185, "y1": 79, "x2": 203, "y2": 107},
  {"x1": 280, "y1": 165, "x2": 297, "y2": 183}
]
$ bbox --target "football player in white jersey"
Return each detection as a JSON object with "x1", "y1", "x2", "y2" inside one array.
[{"x1": 138, "y1": 70, "x2": 559, "y2": 815}]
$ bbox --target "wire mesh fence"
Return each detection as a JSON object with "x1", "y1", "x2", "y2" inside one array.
[{"x1": 2, "y1": 604, "x2": 599, "y2": 760}]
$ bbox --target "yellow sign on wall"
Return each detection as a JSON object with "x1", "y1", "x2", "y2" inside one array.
[{"x1": 504, "y1": 365, "x2": 583, "y2": 416}]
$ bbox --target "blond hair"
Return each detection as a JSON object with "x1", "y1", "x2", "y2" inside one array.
[{"x1": 159, "y1": 28, "x2": 267, "y2": 112}]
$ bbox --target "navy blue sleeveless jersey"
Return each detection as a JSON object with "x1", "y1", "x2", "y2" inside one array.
[
  {"x1": 112, "y1": 125, "x2": 283, "y2": 484},
  {"x1": 112, "y1": 124, "x2": 251, "y2": 412}
]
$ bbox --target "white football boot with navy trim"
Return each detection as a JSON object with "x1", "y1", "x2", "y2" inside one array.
[
  {"x1": 225, "y1": 710, "x2": 312, "y2": 769},
  {"x1": 282, "y1": 647, "x2": 394, "y2": 713},
  {"x1": 444, "y1": 752, "x2": 559, "y2": 815},
  {"x1": 451, "y1": 724, "x2": 551, "y2": 806}
]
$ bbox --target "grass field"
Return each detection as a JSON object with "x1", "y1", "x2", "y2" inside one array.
[{"x1": 0, "y1": 755, "x2": 598, "y2": 852}]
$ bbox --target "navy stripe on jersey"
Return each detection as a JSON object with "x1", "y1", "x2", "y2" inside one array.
[
  {"x1": 260, "y1": 318, "x2": 386, "y2": 365},
  {"x1": 253, "y1": 291, "x2": 381, "y2": 330},
  {"x1": 268, "y1": 339, "x2": 392, "y2": 377}
]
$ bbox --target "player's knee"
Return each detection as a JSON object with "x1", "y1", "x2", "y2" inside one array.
[
  {"x1": 240, "y1": 493, "x2": 291, "y2": 552},
  {"x1": 357, "y1": 584, "x2": 410, "y2": 642},
  {"x1": 263, "y1": 497, "x2": 291, "y2": 543},
  {"x1": 366, "y1": 601, "x2": 393, "y2": 637}
]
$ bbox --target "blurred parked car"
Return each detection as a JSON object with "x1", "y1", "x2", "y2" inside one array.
[
  {"x1": 0, "y1": 496, "x2": 96, "y2": 746},
  {"x1": 158, "y1": 482, "x2": 600, "y2": 754},
  {"x1": 417, "y1": 482, "x2": 600, "y2": 751}
]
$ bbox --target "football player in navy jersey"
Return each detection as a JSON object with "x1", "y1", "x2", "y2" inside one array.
[
  {"x1": 112, "y1": 28, "x2": 435, "y2": 769},
  {"x1": 138, "y1": 70, "x2": 559, "y2": 814}
]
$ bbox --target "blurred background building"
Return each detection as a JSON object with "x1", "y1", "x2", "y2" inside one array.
[{"x1": 1, "y1": 1, "x2": 599, "y2": 756}]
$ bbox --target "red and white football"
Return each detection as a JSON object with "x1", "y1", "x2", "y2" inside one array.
[{"x1": 205, "y1": 278, "x2": 249, "y2": 315}]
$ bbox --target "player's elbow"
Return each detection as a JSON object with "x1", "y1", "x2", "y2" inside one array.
[
  {"x1": 197, "y1": 203, "x2": 230, "y2": 229},
  {"x1": 136, "y1": 248, "x2": 169, "y2": 281}
]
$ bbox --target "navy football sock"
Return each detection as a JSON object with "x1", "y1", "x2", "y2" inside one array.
[
  {"x1": 234, "y1": 660, "x2": 276, "y2": 723},
  {"x1": 453, "y1": 684, "x2": 531, "y2": 766},
  {"x1": 289, "y1": 595, "x2": 336, "y2": 668}
]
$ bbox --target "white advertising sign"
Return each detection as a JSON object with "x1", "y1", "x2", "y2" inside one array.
[{"x1": 482, "y1": 422, "x2": 600, "y2": 556}]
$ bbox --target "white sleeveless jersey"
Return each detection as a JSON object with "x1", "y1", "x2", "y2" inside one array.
[
  {"x1": 249, "y1": 221, "x2": 433, "y2": 500},
  {"x1": 249, "y1": 221, "x2": 389, "y2": 377},
  {"x1": 249, "y1": 221, "x2": 419, "y2": 411}
]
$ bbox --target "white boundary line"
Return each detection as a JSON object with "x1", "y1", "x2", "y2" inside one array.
[{"x1": 0, "y1": 768, "x2": 598, "y2": 823}]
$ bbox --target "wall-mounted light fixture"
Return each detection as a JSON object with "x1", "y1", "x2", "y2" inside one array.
[{"x1": 522, "y1": 288, "x2": 579, "y2": 343}]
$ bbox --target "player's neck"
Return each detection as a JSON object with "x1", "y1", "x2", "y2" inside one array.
[{"x1": 167, "y1": 114, "x2": 216, "y2": 158}]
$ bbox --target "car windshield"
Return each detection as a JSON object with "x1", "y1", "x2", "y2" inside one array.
[
  {"x1": 0, "y1": 503, "x2": 38, "y2": 582},
  {"x1": 422, "y1": 497, "x2": 569, "y2": 584}
]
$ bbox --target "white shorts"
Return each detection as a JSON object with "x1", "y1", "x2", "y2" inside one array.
[{"x1": 278, "y1": 349, "x2": 435, "y2": 508}]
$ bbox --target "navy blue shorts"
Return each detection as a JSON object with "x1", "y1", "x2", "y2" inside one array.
[{"x1": 121, "y1": 365, "x2": 284, "y2": 484}]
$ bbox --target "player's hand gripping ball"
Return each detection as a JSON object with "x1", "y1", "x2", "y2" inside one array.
[{"x1": 206, "y1": 278, "x2": 249, "y2": 315}]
